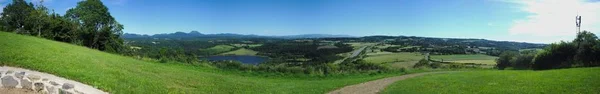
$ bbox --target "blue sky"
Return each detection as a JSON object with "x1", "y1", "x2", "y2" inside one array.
[{"x1": 2, "y1": 0, "x2": 600, "y2": 43}]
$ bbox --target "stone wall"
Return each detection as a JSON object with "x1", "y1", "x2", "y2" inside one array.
[{"x1": 0, "y1": 66, "x2": 108, "y2": 94}]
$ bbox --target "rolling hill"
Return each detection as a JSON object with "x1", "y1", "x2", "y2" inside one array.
[{"x1": 0, "y1": 31, "x2": 404, "y2": 94}]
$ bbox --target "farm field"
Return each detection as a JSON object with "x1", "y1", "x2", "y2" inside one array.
[
  {"x1": 450, "y1": 60, "x2": 496, "y2": 65},
  {"x1": 383, "y1": 67, "x2": 600, "y2": 94},
  {"x1": 346, "y1": 42, "x2": 377, "y2": 49},
  {"x1": 364, "y1": 52, "x2": 422, "y2": 64},
  {"x1": 0, "y1": 32, "x2": 408, "y2": 94},
  {"x1": 199, "y1": 45, "x2": 236, "y2": 55},
  {"x1": 363, "y1": 52, "x2": 423, "y2": 69},
  {"x1": 220, "y1": 48, "x2": 259, "y2": 56},
  {"x1": 430, "y1": 54, "x2": 498, "y2": 65}
]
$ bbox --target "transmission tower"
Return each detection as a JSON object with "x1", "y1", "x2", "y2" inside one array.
[{"x1": 576, "y1": 15, "x2": 582, "y2": 33}]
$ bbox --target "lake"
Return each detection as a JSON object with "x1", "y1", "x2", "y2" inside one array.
[{"x1": 206, "y1": 55, "x2": 267, "y2": 65}]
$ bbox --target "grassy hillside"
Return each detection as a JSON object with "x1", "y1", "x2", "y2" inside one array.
[
  {"x1": 219, "y1": 48, "x2": 259, "y2": 56},
  {"x1": 0, "y1": 32, "x2": 405, "y2": 94},
  {"x1": 383, "y1": 67, "x2": 600, "y2": 94},
  {"x1": 199, "y1": 45, "x2": 236, "y2": 55}
]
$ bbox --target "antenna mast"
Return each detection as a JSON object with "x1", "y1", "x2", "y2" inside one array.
[{"x1": 576, "y1": 15, "x2": 582, "y2": 33}]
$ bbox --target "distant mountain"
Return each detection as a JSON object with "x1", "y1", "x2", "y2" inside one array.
[
  {"x1": 273, "y1": 34, "x2": 355, "y2": 39},
  {"x1": 122, "y1": 31, "x2": 355, "y2": 39}
]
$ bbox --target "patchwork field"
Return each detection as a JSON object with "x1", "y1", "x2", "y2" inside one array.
[{"x1": 383, "y1": 67, "x2": 600, "y2": 94}]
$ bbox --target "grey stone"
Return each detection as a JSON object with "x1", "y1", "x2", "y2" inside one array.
[
  {"x1": 15, "y1": 72, "x2": 25, "y2": 79},
  {"x1": 59, "y1": 88, "x2": 73, "y2": 94},
  {"x1": 47, "y1": 86, "x2": 57, "y2": 94},
  {"x1": 27, "y1": 74, "x2": 41, "y2": 81},
  {"x1": 42, "y1": 78, "x2": 49, "y2": 81},
  {"x1": 1, "y1": 76, "x2": 18, "y2": 88},
  {"x1": 50, "y1": 81, "x2": 60, "y2": 86},
  {"x1": 34, "y1": 82, "x2": 44, "y2": 92},
  {"x1": 74, "y1": 90, "x2": 85, "y2": 94},
  {"x1": 62, "y1": 83, "x2": 74, "y2": 89},
  {"x1": 6, "y1": 70, "x2": 13, "y2": 74},
  {"x1": 21, "y1": 79, "x2": 32, "y2": 90}
]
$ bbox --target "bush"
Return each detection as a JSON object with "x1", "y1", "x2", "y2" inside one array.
[{"x1": 413, "y1": 59, "x2": 429, "y2": 68}]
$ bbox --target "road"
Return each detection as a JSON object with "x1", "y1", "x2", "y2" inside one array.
[
  {"x1": 327, "y1": 71, "x2": 456, "y2": 94},
  {"x1": 349, "y1": 46, "x2": 368, "y2": 58}
]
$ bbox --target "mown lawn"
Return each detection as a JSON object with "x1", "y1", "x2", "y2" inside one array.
[
  {"x1": 383, "y1": 67, "x2": 600, "y2": 94},
  {"x1": 0, "y1": 32, "x2": 406, "y2": 94}
]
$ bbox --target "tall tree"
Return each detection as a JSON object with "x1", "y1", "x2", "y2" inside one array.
[
  {"x1": 0, "y1": 0, "x2": 35, "y2": 33},
  {"x1": 573, "y1": 31, "x2": 600, "y2": 66},
  {"x1": 65, "y1": 0, "x2": 124, "y2": 53},
  {"x1": 30, "y1": 0, "x2": 51, "y2": 37}
]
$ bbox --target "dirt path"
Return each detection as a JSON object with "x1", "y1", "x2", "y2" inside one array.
[{"x1": 327, "y1": 71, "x2": 455, "y2": 94}]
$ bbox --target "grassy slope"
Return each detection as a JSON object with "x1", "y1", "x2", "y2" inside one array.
[
  {"x1": 383, "y1": 67, "x2": 600, "y2": 94},
  {"x1": 200, "y1": 45, "x2": 235, "y2": 55},
  {"x1": 219, "y1": 48, "x2": 258, "y2": 56},
  {"x1": 0, "y1": 32, "x2": 402, "y2": 94}
]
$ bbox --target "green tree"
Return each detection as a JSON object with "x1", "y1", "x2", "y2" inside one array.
[
  {"x1": 0, "y1": 0, "x2": 35, "y2": 33},
  {"x1": 532, "y1": 41, "x2": 576, "y2": 70},
  {"x1": 65, "y1": 0, "x2": 124, "y2": 53},
  {"x1": 496, "y1": 51, "x2": 517, "y2": 70},
  {"x1": 573, "y1": 31, "x2": 600, "y2": 66}
]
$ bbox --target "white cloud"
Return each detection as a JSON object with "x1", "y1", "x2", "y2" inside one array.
[{"x1": 504, "y1": 0, "x2": 600, "y2": 43}]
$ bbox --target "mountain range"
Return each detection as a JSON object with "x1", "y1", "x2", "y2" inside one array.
[{"x1": 122, "y1": 31, "x2": 355, "y2": 39}]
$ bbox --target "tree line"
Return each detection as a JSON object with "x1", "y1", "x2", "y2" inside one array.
[
  {"x1": 0, "y1": 0, "x2": 125, "y2": 53},
  {"x1": 497, "y1": 31, "x2": 600, "y2": 70}
]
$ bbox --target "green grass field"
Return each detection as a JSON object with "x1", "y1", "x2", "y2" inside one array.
[
  {"x1": 430, "y1": 54, "x2": 498, "y2": 65},
  {"x1": 346, "y1": 42, "x2": 376, "y2": 49},
  {"x1": 364, "y1": 52, "x2": 423, "y2": 64},
  {"x1": 383, "y1": 67, "x2": 600, "y2": 94},
  {"x1": 220, "y1": 48, "x2": 259, "y2": 55},
  {"x1": 199, "y1": 45, "x2": 236, "y2": 55},
  {"x1": 450, "y1": 60, "x2": 496, "y2": 65},
  {"x1": 363, "y1": 52, "x2": 423, "y2": 69},
  {"x1": 0, "y1": 32, "x2": 407, "y2": 94}
]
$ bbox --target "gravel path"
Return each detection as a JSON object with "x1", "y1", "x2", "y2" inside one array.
[{"x1": 327, "y1": 71, "x2": 455, "y2": 94}]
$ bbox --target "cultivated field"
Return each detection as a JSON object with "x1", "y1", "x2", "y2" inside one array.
[{"x1": 383, "y1": 67, "x2": 600, "y2": 94}]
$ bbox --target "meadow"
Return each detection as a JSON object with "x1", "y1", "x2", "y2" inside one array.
[
  {"x1": 220, "y1": 48, "x2": 259, "y2": 55},
  {"x1": 383, "y1": 67, "x2": 600, "y2": 94},
  {"x1": 199, "y1": 45, "x2": 236, "y2": 55},
  {"x1": 0, "y1": 32, "x2": 408, "y2": 94},
  {"x1": 430, "y1": 54, "x2": 498, "y2": 65},
  {"x1": 363, "y1": 52, "x2": 423, "y2": 69}
]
